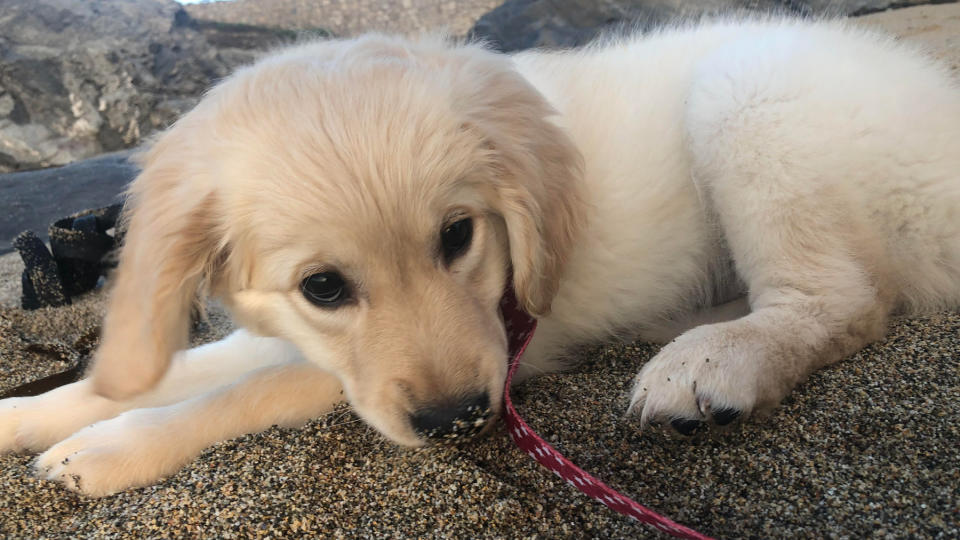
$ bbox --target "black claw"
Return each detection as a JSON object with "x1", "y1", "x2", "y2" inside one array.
[
  {"x1": 671, "y1": 418, "x2": 705, "y2": 436},
  {"x1": 712, "y1": 408, "x2": 742, "y2": 426}
]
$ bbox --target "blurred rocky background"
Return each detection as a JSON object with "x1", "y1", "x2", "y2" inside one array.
[
  {"x1": 0, "y1": 0, "x2": 954, "y2": 174},
  {"x1": 185, "y1": 0, "x2": 501, "y2": 38},
  {"x1": 0, "y1": 0, "x2": 298, "y2": 173}
]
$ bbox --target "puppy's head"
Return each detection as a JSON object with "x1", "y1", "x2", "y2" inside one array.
[{"x1": 90, "y1": 35, "x2": 585, "y2": 445}]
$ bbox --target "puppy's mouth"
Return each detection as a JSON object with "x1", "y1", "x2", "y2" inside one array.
[
  {"x1": 348, "y1": 377, "x2": 506, "y2": 448},
  {"x1": 354, "y1": 288, "x2": 533, "y2": 448}
]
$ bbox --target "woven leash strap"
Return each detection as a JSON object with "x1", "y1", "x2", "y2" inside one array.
[{"x1": 499, "y1": 291, "x2": 713, "y2": 540}]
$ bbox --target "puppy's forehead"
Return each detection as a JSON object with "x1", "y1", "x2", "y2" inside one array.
[{"x1": 210, "y1": 45, "x2": 495, "y2": 275}]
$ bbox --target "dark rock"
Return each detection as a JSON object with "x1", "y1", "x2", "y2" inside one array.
[
  {"x1": 0, "y1": 150, "x2": 138, "y2": 254},
  {"x1": 13, "y1": 204, "x2": 122, "y2": 309},
  {"x1": 13, "y1": 231, "x2": 68, "y2": 308},
  {"x1": 48, "y1": 205, "x2": 123, "y2": 297},
  {"x1": 0, "y1": 0, "x2": 296, "y2": 172},
  {"x1": 470, "y1": 0, "x2": 943, "y2": 52},
  {"x1": 470, "y1": 0, "x2": 785, "y2": 52}
]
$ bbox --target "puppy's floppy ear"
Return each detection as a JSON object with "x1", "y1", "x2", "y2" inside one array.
[
  {"x1": 462, "y1": 56, "x2": 586, "y2": 316},
  {"x1": 90, "y1": 123, "x2": 225, "y2": 400}
]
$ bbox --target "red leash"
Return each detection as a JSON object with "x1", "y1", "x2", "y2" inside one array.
[{"x1": 499, "y1": 291, "x2": 713, "y2": 539}]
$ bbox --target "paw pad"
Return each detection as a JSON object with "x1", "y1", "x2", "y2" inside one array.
[
  {"x1": 670, "y1": 418, "x2": 706, "y2": 436},
  {"x1": 711, "y1": 408, "x2": 742, "y2": 426}
]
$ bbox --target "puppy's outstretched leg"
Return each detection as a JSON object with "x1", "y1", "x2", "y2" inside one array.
[
  {"x1": 631, "y1": 63, "x2": 901, "y2": 431},
  {"x1": 33, "y1": 361, "x2": 342, "y2": 497},
  {"x1": 0, "y1": 330, "x2": 299, "y2": 453},
  {"x1": 631, "y1": 189, "x2": 893, "y2": 431}
]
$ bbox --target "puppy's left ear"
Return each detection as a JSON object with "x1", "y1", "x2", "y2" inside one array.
[
  {"x1": 464, "y1": 58, "x2": 587, "y2": 316},
  {"x1": 89, "y1": 123, "x2": 226, "y2": 400}
]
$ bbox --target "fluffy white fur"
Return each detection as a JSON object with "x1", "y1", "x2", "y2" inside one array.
[{"x1": 1, "y1": 18, "x2": 958, "y2": 497}]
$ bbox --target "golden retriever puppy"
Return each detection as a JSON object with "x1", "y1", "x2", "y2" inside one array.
[{"x1": 1, "y1": 18, "x2": 959, "y2": 496}]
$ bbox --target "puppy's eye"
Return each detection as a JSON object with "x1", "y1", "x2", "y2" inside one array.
[
  {"x1": 441, "y1": 217, "x2": 473, "y2": 263},
  {"x1": 300, "y1": 272, "x2": 349, "y2": 307}
]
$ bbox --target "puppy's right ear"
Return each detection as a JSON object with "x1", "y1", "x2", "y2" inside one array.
[{"x1": 90, "y1": 125, "x2": 224, "y2": 400}]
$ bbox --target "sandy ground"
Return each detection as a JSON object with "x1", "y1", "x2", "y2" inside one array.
[{"x1": 1, "y1": 4, "x2": 959, "y2": 538}]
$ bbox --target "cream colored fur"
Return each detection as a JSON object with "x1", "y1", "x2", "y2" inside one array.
[{"x1": 1, "y1": 18, "x2": 958, "y2": 496}]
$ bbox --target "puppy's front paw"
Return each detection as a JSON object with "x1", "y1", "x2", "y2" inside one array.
[
  {"x1": 629, "y1": 323, "x2": 791, "y2": 434},
  {"x1": 34, "y1": 410, "x2": 181, "y2": 497},
  {"x1": 1, "y1": 395, "x2": 88, "y2": 454}
]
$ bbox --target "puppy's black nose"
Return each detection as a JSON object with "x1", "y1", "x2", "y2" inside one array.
[{"x1": 411, "y1": 392, "x2": 492, "y2": 442}]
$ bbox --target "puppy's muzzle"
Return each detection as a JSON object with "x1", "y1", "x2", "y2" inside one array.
[{"x1": 410, "y1": 392, "x2": 492, "y2": 442}]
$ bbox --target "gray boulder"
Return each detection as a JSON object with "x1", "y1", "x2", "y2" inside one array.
[
  {"x1": 470, "y1": 0, "x2": 942, "y2": 52},
  {"x1": 0, "y1": 0, "x2": 299, "y2": 173},
  {"x1": 0, "y1": 150, "x2": 138, "y2": 254}
]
